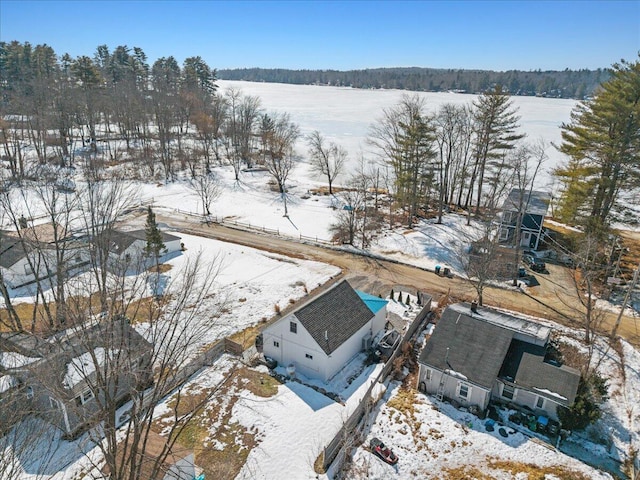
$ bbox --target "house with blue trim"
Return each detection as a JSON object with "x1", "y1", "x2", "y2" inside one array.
[{"x1": 262, "y1": 280, "x2": 388, "y2": 382}]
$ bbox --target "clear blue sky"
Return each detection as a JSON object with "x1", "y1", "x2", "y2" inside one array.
[{"x1": 1, "y1": 0, "x2": 638, "y2": 71}]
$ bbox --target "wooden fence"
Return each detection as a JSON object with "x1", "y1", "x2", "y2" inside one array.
[{"x1": 323, "y1": 297, "x2": 433, "y2": 477}]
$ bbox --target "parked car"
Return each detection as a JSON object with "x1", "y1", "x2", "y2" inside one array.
[
  {"x1": 370, "y1": 437, "x2": 398, "y2": 465},
  {"x1": 523, "y1": 255, "x2": 546, "y2": 273}
]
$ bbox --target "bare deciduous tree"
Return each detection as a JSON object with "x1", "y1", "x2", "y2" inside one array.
[
  {"x1": 306, "y1": 130, "x2": 346, "y2": 195},
  {"x1": 260, "y1": 112, "x2": 300, "y2": 217},
  {"x1": 189, "y1": 172, "x2": 221, "y2": 217}
]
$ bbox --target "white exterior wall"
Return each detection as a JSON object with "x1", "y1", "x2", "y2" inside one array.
[
  {"x1": 417, "y1": 365, "x2": 491, "y2": 410},
  {"x1": 371, "y1": 306, "x2": 387, "y2": 332},
  {"x1": 164, "y1": 238, "x2": 182, "y2": 255},
  {"x1": 492, "y1": 381, "x2": 562, "y2": 421},
  {"x1": 262, "y1": 313, "x2": 329, "y2": 381},
  {"x1": 2, "y1": 257, "x2": 36, "y2": 288},
  {"x1": 263, "y1": 309, "x2": 383, "y2": 382},
  {"x1": 324, "y1": 321, "x2": 377, "y2": 381}
]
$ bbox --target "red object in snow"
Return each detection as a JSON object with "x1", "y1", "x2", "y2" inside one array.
[{"x1": 370, "y1": 437, "x2": 398, "y2": 465}]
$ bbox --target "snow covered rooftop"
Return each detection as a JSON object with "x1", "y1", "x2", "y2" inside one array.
[
  {"x1": 63, "y1": 347, "x2": 118, "y2": 389},
  {"x1": 0, "y1": 374, "x2": 19, "y2": 394},
  {"x1": 449, "y1": 302, "x2": 551, "y2": 344},
  {"x1": 0, "y1": 351, "x2": 39, "y2": 369}
]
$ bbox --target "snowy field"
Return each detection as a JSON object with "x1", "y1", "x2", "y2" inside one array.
[{"x1": 5, "y1": 232, "x2": 341, "y2": 354}]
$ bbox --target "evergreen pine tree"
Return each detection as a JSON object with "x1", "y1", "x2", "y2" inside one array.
[
  {"x1": 145, "y1": 206, "x2": 165, "y2": 270},
  {"x1": 555, "y1": 56, "x2": 640, "y2": 232}
]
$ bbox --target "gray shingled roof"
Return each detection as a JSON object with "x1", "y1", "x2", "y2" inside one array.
[
  {"x1": 293, "y1": 280, "x2": 375, "y2": 356},
  {"x1": 514, "y1": 353, "x2": 580, "y2": 406},
  {"x1": 502, "y1": 189, "x2": 551, "y2": 217},
  {"x1": 419, "y1": 305, "x2": 514, "y2": 389},
  {"x1": 0, "y1": 237, "x2": 30, "y2": 269},
  {"x1": 108, "y1": 230, "x2": 181, "y2": 254}
]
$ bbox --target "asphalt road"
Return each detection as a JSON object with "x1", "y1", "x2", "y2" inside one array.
[{"x1": 154, "y1": 211, "x2": 639, "y2": 347}]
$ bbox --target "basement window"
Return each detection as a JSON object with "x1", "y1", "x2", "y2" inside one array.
[
  {"x1": 457, "y1": 382, "x2": 471, "y2": 400},
  {"x1": 502, "y1": 384, "x2": 515, "y2": 400}
]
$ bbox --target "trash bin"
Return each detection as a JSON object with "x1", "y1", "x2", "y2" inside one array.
[
  {"x1": 443, "y1": 267, "x2": 451, "y2": 276},
  {"x1": 435, "y1": 265, "x2": 441, "y2": 275}
]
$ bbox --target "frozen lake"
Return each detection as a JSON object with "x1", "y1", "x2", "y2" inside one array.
[{"x1": 218, "y1": 80, "x2": 578, "y2": 189}]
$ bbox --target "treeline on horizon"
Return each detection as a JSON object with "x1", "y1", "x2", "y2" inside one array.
[{"x1": 218, "y1": 66, "x2": 610, "y2": 99}]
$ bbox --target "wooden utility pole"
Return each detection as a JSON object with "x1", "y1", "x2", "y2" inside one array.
[{"x1": 611, "y1": 261, "x2": 640, "y2": 338}]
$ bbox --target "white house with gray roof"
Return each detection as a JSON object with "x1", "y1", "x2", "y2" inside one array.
[
  {"x1": 105, "y1": 229, "x2": 182, "y2": 271},
  {"x1": 417, "y1": 303, "x2": 580, "y2": 422},
  {"x1": 262, "y1": 280, "x2": 388, "y2": 382}
]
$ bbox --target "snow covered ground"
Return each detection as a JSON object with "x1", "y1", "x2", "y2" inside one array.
[
  {"x1": 217, "y1": 81, "x2": 577, "y2": 191},
  {"x1": 3, "y1": 82, "x2": 638, "y2": 479}
]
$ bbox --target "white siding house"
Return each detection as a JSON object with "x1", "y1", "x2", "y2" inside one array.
[
  {"x1": 262, "y1": 280, "x2": 387, "y2": 382},
  {"x1": 417, "y1": 303, "x2": 580, "y2": 422},
  {"x1": 107, "y1": 230, "x2": 182, "y2": 271},
  {"x1": 0, "y1": 227, "x2": 90, "y2": 289}
]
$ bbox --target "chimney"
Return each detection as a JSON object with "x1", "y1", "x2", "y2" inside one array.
[{"x1": 470, "y1": 301, "x2": 478, "y2": 313}]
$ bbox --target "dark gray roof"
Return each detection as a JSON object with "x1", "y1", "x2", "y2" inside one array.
[
  {"x1": 502, "y1": 189, "x2": 550, "y2": 217},
  {"x1": 514, "y1": 353, "x2": 580, "y2": 406},
  {"x1": 419, "y1": 305, "x2": 515, "y2": 389},
  {"x1": 125, "y1": 229, "x2": 181, "y2": 243},
  {"x1": 0, "y1": 237, "x2": 30, "y2": 268},
  {"x1": 293, "y1": 280, "x2": 375, "y2": 355},
  {"x1": 108, "y1": 230, "x2": 181, "y2": 254}
]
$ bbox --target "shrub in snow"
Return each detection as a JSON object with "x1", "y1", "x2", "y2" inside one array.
[{"x1": 557, "y1": 372, "x2": 608, "y2": 431}]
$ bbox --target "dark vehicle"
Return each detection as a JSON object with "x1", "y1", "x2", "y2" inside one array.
[
  {"x1": 370, "y1": 437, "x2": 398, "y2": 465},
  {"x1": 262, "y1": 355, "x2": 277, "y2": 369},
  {"x1": 523, "y1": 255, "x2": 546, "y2": 273}
]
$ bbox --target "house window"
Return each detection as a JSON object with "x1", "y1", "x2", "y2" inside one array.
[
  {"x1": 75, "y1": 388, "x2": 95, "y2": 406},
  {"x1": 24, "y1": 264, "x2": 34, "y2": 275},
  {"x1": 26, "y1": 386, "x2": 34, "y2": 399},
  {"x1": 499, "y1": 228, "x2": 509, "y2": 241},
  {"x1": 74, "y1": 254, "x2": 83, "y2": 264},
  {"x1": 273, "y1": 341, "x2": 280, "y2": 348},
  {"x1": 290, "y1": 322, "x2": 297, "y2": 334},
  {"x1": 49, "y1": 396, "x2": 60, "y2": 410},
  {"x1": 425, "y1": 368, "x2": 432, "y2": 381},
  {"x1": 305, "y1": 353, "x2": 313, "y2": 360},
  {"x1": 536, "y1": 396, "x2": 545, "y2": 409},
  {"x1": 502, "y1": 384, "x2": 515, "y2": 400},
  {"x1": 457, "y1": 382, "x2": 470, "y2": 400}
]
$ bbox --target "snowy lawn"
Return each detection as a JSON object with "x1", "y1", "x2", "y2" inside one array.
[
  {"x1": 344, "y1": 320, "x2": 640, "y2": 480},
  {"x1": 346, "y1": 385, "x2": 613, "y2": 480}
]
